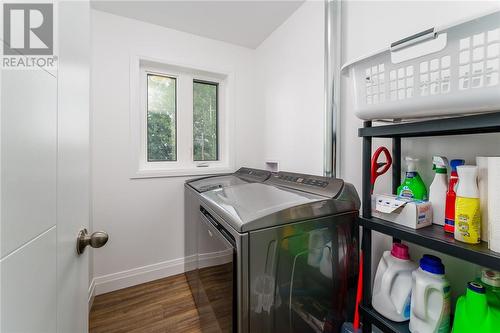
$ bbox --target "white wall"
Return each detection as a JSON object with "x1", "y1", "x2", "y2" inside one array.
[
  {"x1": 340, "y1": 0, "x2": 500, "y2": 305},
  {"x1": 256, "y1": 0, "x2": 325, "y2": 176},
  {"x1": 91, "y1": 9, "x2": 264, "y2": 294}
]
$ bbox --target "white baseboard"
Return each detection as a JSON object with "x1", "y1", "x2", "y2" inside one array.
[
  {"x1": 93, "y1": 256, "x2": 191, "y2": 296},
  {"x1": 90, "y1": 251, "x2": 231, "y2": 297},
  {"x1": 198, "y1": 249, "x2": 232, "y2": 269},
  {"x1": 88, "y1": 278, "x2": 96, "y2": 311}
]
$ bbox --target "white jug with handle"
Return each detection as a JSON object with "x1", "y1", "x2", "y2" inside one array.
[
  {"x1": 372, "y1": 243, "x2": 417, "y2": 322},
  {"x1": 409, "y1": 254, "x2": 451, "y2": 333}
]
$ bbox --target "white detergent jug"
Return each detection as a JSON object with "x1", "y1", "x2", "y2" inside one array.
[
  {"x1": 372, "y1": 243, "x2": 417, "y2": 322},
  {"x1": 409, "y1": 255, "x2": 451, "y2": 333}
]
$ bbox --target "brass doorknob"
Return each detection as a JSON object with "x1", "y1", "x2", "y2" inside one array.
[{"x1": 77, "y1": 228, "x2": 109, "y2": 255}]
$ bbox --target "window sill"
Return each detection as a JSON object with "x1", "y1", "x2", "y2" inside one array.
[{"x1": 130, "y1": 166, "x2": 234, "y2": 179}]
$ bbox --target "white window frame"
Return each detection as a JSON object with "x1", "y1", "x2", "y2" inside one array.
[{"x1": 130, "y1": 56, "x2": 234, "y2": 178}]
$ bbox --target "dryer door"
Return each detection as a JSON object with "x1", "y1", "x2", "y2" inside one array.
[{"x1": 248, "y1": 213, "x2": 358, "y2": 333}]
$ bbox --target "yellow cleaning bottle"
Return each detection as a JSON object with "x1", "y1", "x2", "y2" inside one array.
[{"x1": 454, "y1": 165, "x2": 481, "y2": 244}]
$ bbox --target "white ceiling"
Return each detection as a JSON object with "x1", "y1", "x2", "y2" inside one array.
[{"x1": 91, "y1": 1, "x2": 305, "y2": 49}]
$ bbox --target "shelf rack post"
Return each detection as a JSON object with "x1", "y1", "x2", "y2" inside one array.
[
  {"x1": 361, "y1": 121, "x2": 372, "y2": 333},
  {"x1": 362, "y1": 121, "x2": 372, "y2": 218},
  {"x1": 392, "y1": 137, "x2": 401, "y2": 195},
  {"x1": 392, "y1": 137, "x2": 402, "y2": 244}
]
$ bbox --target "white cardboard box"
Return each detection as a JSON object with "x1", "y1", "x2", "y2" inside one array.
[{"x1": 372, "y1": 194, "x2": 433, "y2": 229}]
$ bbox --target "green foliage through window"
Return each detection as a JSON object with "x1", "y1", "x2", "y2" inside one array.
[
  {"x1": 147, "y1": 74, "x2": 176, "y2": 161},
  {"x1": 193, "y1": 81, "x2": 218, "y2": 161}
]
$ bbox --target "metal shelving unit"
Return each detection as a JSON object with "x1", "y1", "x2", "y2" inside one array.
[
  {"x1": 358, "y1": 112, "x2": 500, "y2": 138},
  {"x1": 359, "y1": 305, "x2": 410, "y2": 333},
  {"x1": 359, "y1": 112, "x2": 500, "y2": 333},
  {"x1": 359, "y1": 217, "x2": 500, "y2": 271}
]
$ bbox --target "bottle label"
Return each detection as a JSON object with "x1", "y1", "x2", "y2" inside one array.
[
  {"x1": 445, "y1": 192, "x2": 456, "y2": 221},
  {"x1": 445, "y1": 176, "x2": 458, "y2": 229},
  {"x1": 455, "y1": 197, "x2": 481, "y2": 244},
  {"x1": 444, "y1": 218, "x2": 455, "y2": 235},
  {"x1": 399, "y1": 186, "x2": 414, "y2": 198},
  {"x1": 437, "y1": 287, "x2": 451, "y2": 333},
  {"x1": 403, "y1": 293, "x2": 411, "y2": 319},
  {"x1": 444, "y1": 218, "x2": 454, "y2": 227}
]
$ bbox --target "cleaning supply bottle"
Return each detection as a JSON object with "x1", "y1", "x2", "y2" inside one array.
[
  {"x1": 452, "y1": 282, "x2": 500, "y2": 333},
  {"x1": 445, "y1": 159, "x2": 465, "y2": 233},
  {"x1": 372, "y1": 243, "x2": 417, "y2": 322},
  {"x1": 409, "y1": 255, "x2": 451, "y2": 333},
  {"x1": 429, "y1": 156, "x2": 449, "y2": 226},
  {"x1": 397, "y1": 157, "x2": 428, "y2": 200},
  {"x1": 479, "y1": 269, "x2": 500, "y2": 309},
  {"x1": 454, "y1": 165, "x2": 481, "y2": 244}
]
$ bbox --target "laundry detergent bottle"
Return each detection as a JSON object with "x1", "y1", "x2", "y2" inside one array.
[
  {"x1": 444, "y1": 159, "x2": 465, "y2": 233},
  {"x1": 454, "y1": 165, "x2": 481, "y2": 244},
  {"x1": 452, "y1": 282, "x2": 500, "y2": 333},
  {"x1": 429, "y1": 156, "x2": 449, "y2": 226},
  {"x1": 409, "y1": 255, "x2": 451, "y2": 333},
  {"x1": 398, "y1": 157, "x2": 428, "y2": 200},
  {"x1": 372, "y1": 243, "x2": 417, "y2": 322}
]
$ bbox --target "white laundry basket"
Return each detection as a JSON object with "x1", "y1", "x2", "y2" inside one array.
[{"x1": 343, "y1": 11, "x2": 500, "y2": 121}]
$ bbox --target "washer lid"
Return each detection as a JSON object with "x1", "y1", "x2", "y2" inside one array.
[
  {"x1": 186, "y1": 167, "x2": 272, "y2": 193},
  {"x1": 201, "y1": 182, "x2": 355, "y2": 232},
  {"x1": 187, "y1": 175, "x2": 247, "y2": 193}
]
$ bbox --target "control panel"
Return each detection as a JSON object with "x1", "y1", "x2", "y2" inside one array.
[
  {"x1": 267, "y1": 171, "x2": 344, "y2": 198},
  {"x1": 276, "y1": 174, "x2": 329, "y2": 188},
  {"x1": 235, "y1": 167, "x2": 272, "y2": 182}
]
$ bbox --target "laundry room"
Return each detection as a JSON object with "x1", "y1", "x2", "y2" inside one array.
[{"x1": 1, "y1": 1, "x2": 500, "y2": 333}]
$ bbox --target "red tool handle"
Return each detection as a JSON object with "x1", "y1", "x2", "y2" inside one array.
[{"x1": 371, "y1": 147, "x2": 392, "y2": 193}]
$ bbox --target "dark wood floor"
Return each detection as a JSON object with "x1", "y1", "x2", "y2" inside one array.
[{"x1": 89, "y1": 273, "x2": 203, "y2": 333}]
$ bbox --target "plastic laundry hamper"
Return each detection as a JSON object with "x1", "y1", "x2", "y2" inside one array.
[{"x1": 343, "y1": 10, "x2": 500, "y2": 121}]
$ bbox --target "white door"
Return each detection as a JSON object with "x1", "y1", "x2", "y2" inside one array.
[{"x1": 1, "y1": 1, "x2": 95, "y2": 332}]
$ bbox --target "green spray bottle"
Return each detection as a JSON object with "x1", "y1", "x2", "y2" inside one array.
[
  {"x1": 452, "y1": 282, "x2": 500, "y2": 333},
  {"x1": 397, "y1": 157, "x2": 428, "y2": 200}
]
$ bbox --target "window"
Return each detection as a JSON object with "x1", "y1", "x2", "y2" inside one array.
[
  {"x1": 132, "y1": 58, "x2": 232, "y2": 178},
  {"x1": 193, "y1": 80, "x2": 218, "y2": 161},
  {"x1": 147, "y1": 74, "x2": 177, "y2": 162}
]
